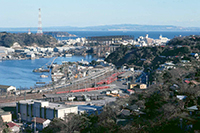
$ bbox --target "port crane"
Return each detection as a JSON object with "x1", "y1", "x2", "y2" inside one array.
[{"x1": 33, "y1": 57, "x2": 57, "y2": 73}]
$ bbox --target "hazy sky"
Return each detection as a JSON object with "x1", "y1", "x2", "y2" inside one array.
[{"x1": 0, "y1": 0, "x2": 200, "y2": 27}]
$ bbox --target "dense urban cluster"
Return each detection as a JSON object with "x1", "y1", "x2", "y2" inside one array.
[{"x1": 1, "y1": 34, "x2": 200, "y2": 132}]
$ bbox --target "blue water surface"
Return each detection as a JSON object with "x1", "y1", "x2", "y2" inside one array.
[{"x1": 0, "y1": 55, "x2": 97, "y2": 89}]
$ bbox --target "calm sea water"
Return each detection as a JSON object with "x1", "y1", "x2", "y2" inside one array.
[
  {"x1": 0, "y1": 55, "x2": 96, "y2": 89},
  {"x1": 56, "y1": 31, "x2": 200, "y2": 40}
]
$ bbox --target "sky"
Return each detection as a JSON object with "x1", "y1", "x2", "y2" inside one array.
[{"x1": 0, "y1": 0, "x2": 200, "y2": 28}]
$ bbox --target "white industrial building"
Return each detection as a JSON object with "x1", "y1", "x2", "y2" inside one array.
[{"x1": 16, "y1": 100, "x2": 78, "y2": 122}]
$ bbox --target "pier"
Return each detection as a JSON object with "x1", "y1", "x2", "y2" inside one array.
[{"x1": 33, "y1": 57, "x2": 57, "y2": 73}]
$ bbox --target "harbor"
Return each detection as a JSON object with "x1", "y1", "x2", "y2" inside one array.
[{"x1": 0, "y1": 55, "x2": 98, "y2": 89}]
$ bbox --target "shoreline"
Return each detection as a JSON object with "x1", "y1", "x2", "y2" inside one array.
[{"x1": 0, "y1": 54, "x2": 102, "y2": 90}]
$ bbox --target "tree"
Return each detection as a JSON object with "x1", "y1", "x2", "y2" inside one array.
[
  {"x1": 0, "y1": 117, "x2": 6, "y2": 132},
  {"x1": 42, "y1": 118, "x2": 67, "y2": 133}
]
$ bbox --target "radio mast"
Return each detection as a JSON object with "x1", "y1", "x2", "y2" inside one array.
[{"x1": 37, "y1": 8, "x2": 43, "y2": 35}]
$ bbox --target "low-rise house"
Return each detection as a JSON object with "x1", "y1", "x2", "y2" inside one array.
[
  {"x1": 176, "y1": 95, "x2": 187, "y2": 101},
  {"x1": 127, "y1": 104, "x2": 145, "y2": 115},
  {"x1": 54, "y1": 47, "x2": 69, "y2": 53},
  {"x1": 190, "y1": 53, "x2": 198, "y2": 57},
  {"x1": 181, "y1": 60, "x2": 190, "y2": 63},
  {"x1": 32, "y1": 117, "x2": 51, "y2": 131},
  {"x1": 126, "y1": 89, "x2": 135, "y2": 94},
  {"x1": 78, "y1": 59, "x2": 89, "y2": 65},
  {"x1": 128, "y1": 83, "x2": 137, "y2": 89},
  {"x1": 0, "y1": 109, "x2": 12, "y2": 122},
  {"x1": 170, "y1": 84, "x2": 179, "y2": 92},
  {"x1": 127, "y1": 105, "x2": 139, "y2": 112},
  {"x1": 11, "y1": 42, "x2": 21, "y2": 49},
  {"x1": 78, "y1": 105, "x2": 103, "y2": 115},
  {"x1": 111, "y1": 90, "x2": 119, "y2": 94},
  {"x1": 0, "y1": 47, "x2": 7, "y2": 59},
  {"x1": 7, "y1": 122, "x2": 20, "y2": 133},
  {"x1": 118, "y1": 109, "x2": 131, "y2": 118},
  {"x1": 0, "y1": 85, "x2": 16, "y2": 93},
  {"x1": 140, "y1": 84, "x2": 147, "y2": 89},
  {"x1": 159, "y1": 62, "x2": 176, "y2": 70},
  {"x1": 26, "y1": 52, "x2": 35, "y2": 59},
  {"x1": 187, "y1": 105, "x2": 199, "y2": 115},
  {"x1": 15, "y1": 49, "x2": 29, "y2": 53}
]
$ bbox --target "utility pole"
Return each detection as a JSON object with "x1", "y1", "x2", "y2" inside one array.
[
  {"x1": 14, "y1": 92, "x2": 16, "y2": 102},
  {"x1": 24, "y1": 92, "x2": 26, "y2": 100},
  {"x1": 37, "y1": 8, "x2": 43, "y2": 35},
  {"x1": 95, "y1": 79, "x2": 96, "y2": 87},
  {"x1": 18, "y1": 113, "x2": 21, "y2": 123},
  {"x1": 146, "y1": 75, "x2": 148, "y2": 86},
  {"x1": 34, "y1": 117, "x2": 36, "y2": 133}
]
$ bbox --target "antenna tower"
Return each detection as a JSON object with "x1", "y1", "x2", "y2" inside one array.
[{"x1": 37, "y1": 8, "x2": 43, "y2": 35}]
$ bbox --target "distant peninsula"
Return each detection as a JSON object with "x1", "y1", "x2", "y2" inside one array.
[{"x1": 1, "y1": 24, "x2": 200, "y2": 32}]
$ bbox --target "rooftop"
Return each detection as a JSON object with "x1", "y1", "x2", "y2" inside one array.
[
  {"x1": 0, "y1": 85, "x2": 12, "y2": 89},
  {"x1": 7, "y1": 122, "x2": 19, "y2": 128},
  {"x1": 118, "y1": 71, "x2": 134, "y2": 78},
  {"x1": 18, "y1": 100, "x2": 77, "y2": 110},
  {"x1": 0, "y1": 109, "x2": 10, "y2": 115},
  {"x1": 31, "y1": 117, "x2": 49, "y2": 124}
]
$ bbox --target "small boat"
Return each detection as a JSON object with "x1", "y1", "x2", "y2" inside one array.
[
  {"x1": 33, "y1": 68, "x2": 50, "y2": 73},
  {"x1": 64, "y1": 54, "x2": 72, "y2": 57},
  {"x1": 40, "y1": 75, "x2": 48, "y2": 78},
  {"x1": 36, "y1": 82, "x2": 46, "y2": 84}
]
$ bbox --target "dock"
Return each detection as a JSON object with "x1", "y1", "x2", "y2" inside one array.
[{"x1": 33, "y1": 57, "x2": 57, "y2": 73}]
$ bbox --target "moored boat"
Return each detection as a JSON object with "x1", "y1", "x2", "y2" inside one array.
[{"x1": 40, "y1": 75, "x2": 48, "y2": 78}]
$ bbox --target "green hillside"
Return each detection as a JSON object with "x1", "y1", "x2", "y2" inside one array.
[{"x1": 0, "y1": 32, "x2": 57, "y2": 47}]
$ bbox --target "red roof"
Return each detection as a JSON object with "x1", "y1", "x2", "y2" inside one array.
[
  {"x1": 32, "y1": 117, "x2": 47, "y2": 124},
  {"x1": 7, "y1": 122, "x2": 19, "y2": 128},
  {"x1": 185, "y1": 80, "x2": 190, "y2": 84},
  {"x1": 127, "y1": 89, "x2": 135, "y2": 92}
]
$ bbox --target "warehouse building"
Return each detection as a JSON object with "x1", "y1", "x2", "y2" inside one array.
[{"x1": 16, "y1": 100, "x2": 78, "y2": 122}]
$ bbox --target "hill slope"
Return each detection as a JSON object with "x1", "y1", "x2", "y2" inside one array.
[
  {"x1": 0, "y1": 32, "x2": 57, "y2": 47},
  {"x1": 106, "y1": 35, "x2": 200, "y2": 69}
]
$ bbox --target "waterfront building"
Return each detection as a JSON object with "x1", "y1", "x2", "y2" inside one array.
[
  {"x1": 154, "y1": 35, "x2": 170, "y2": 45},
  {"x1": 15, "y1": 49, "x2": 30, "y2": 53},
  {"x1": 54, "y1": 47, "x2": 70, "y2": 53},
  {"x1": 78, "y1": 59, "x2": 89, "y2": 65},
  {"x1": 0, "y1": 85, "x2": 16, "y2": 93},
  {"x1": 135, "y1": 34, "x2": 170, "y2": 46},
  {"x1": 86, "y1": 35, "x2": 134, "y2": 45},
  {"x1": 16, "y1": 100, "x2": 78, "y2": 122},
  {"x1": 11, "y1": 42, "x2": 21, "y2": 49},
  {"x1": 26, "y1": 52, "x2": 36, "y2": 59},
  {"x1": 0, "y1": 47, "x2": 7, "y2": 59},
  {"x1": 5, "y1": 48, "x2": 15, "y2": 53}
]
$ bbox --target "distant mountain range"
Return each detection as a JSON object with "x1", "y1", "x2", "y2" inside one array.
[{"x1": 1, "y1": 24, "x2": 200, "y2": 32}]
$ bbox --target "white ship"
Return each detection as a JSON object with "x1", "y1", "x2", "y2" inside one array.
[
  {"x1": 40, "y1": 75, "x2": 48, "y2": 78},
  {"x1": 64, "y1": 54, "x2": 72, "y2": 57}
]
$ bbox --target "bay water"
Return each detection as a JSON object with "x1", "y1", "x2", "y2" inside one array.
[{"x1": 0, "y1": 55, "x2": 96, "y2": 89}]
